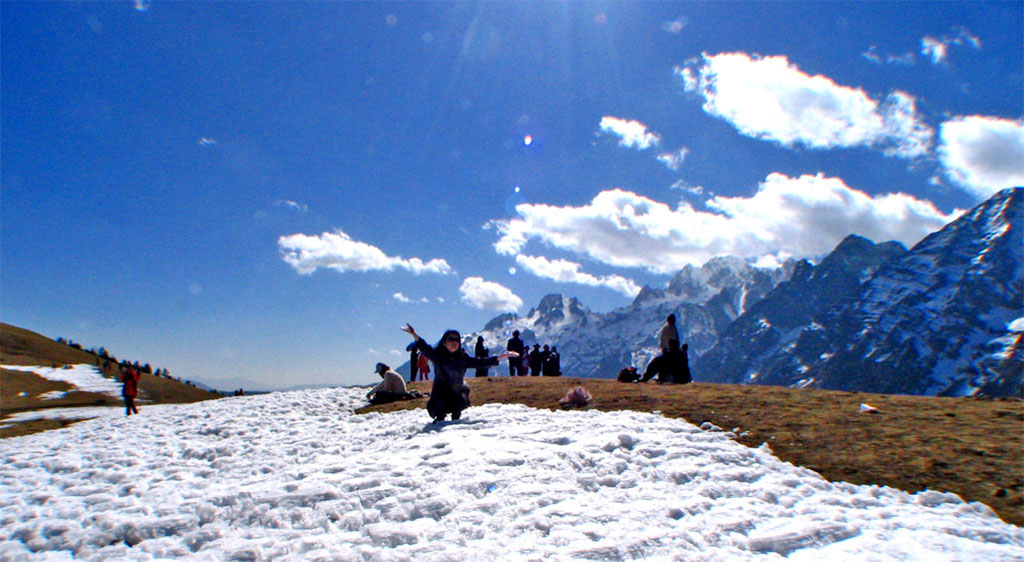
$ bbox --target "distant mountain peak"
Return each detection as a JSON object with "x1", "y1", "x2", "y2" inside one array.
[{"x1": 697, "y1": 187, "x2": 1023, "y2": 398}]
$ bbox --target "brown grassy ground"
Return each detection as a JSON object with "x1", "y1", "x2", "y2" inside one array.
[
  {"x1": 359, "y1": 376, "x2": 1024, "y2": 526},
  {"x1": 1, "y1": 323, "x2": 222, "y2": 438}
]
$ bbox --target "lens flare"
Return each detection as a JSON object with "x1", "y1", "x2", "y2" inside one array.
[{"x1": 524, "y1": 135, "x2": 533, "y2": 146}]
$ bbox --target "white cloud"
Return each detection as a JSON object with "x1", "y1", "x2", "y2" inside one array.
[
  {"x1": 278, "y1": 230, "x2": 453, "y2": 276},
  {"x1": 491, "y1": 175, "x2": 958, "y2": 273},
  {"x1": 861, "y1": 47, "x2": 882, "y2": 65},
  {"x1": 886, "y1": 53, "x2": 916, "y2": 66},
  {"x1": 921, "y1": 27, "x2": 982, "y2": 65},
  {"x1": 921, "y1": 37, "x2": 948, "y2": 65},
  {"x1": 669, "y1": 179, "x2": 705, "y2": 197},
  {"x1": 276, "y1": 200, "x2": 308, "y2": 213},
  {"x1": 939, "y1": 116, "x2": 1024, "y2": 198},
  {"x1": 679, "y1": 53, "x2": 932, "y2": 158},
  {"x1": 657, "y1": 147, "x2": 689, "y2": 171},
  {"x1": 393, "y1": 292, "x2": 413, "y2": 303},
  {"x1": 459, "y1": 277, "x2": 523, "y2": 312},
  {"x1": 599, "y1": 117, "x2": 661, "y2": 150},
  {"x1": 677, "y1": 65, "x2": 699, "y2": 92},
  {"x1": 514, "y1": 254, "x2": 641, "y2": 298}
]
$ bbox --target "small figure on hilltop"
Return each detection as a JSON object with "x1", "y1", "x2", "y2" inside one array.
[
  {"x1": 660, "y1": 313, "x2": 680, "y2": 352},
  {"x1": 121, "y1": 366, "x2": 140, "y2": 416},
  {"x1": 529, "y1": 344, "x2": 542, "y2": 376},
  {"x1": 506, "y1": 330, "x2": 526, "y2": 377},
  {"x1": 474, "y1": 336, "x2": 490, "y2": 377},
  {"x1": 677, "y1": 343, "x2": 692, "y2": 384},
  {"x1": 617, "y1": 366, "x2": 641, "y2": 383},
  {"x1": 404, "y1": 324, "x2": 518, "y2": 423},
  {"x1": 406, "y1": 342, "x2": 420, "y2": 384},
  {"x1": 366, "y1": 362, "x2": 420, "y2": 405},
  {"x1": 643, "y1": 314, "x2": 691, "y2": 384},
  {"x1": 543, "y1": 346, "x2": 561, "y2": 376},
  {"x1": 416, "y1": 353, "x2": 431, "y2": 381}
]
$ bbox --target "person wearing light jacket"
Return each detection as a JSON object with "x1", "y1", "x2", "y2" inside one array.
[
  {"x1": 402, "y1": 324, "x2": 517, "y2": 423},
  {"x1": 366, "y1": 363, "x2": 413, "y2": 405}
]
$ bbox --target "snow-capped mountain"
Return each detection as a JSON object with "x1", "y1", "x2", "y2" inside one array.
[
  {"x1": 695, "y1": 235, "x2": 908, "y2": 388},
  {"x1": 696, "y1": 187, "x2": 1023, "y2": 397},
  {"x1": 470, "y1": 258, "x2": 793, "y2": 378}
]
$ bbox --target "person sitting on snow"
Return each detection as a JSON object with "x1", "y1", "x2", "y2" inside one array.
[
  {"x1": 558, "y1": 382, "x2": 592, "y2": 408},
  {"x1": 366, "y1": 362, "x2": 418, "y2": 405}
]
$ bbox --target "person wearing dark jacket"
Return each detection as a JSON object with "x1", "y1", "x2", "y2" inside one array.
[
  {"x1": 474, "y1": 336, "x2": 490, "y2": 377},
  {"x1": 528, "y1": 344, "x2": 542, "y2": 376},
  {"x1": 543, "y1": 346, "x2": 561, "y2": 376},
  {"x1": 406, "y1": 342, "x2": 420, "y2": 384},
  {"x1": 506, "y1": 330, "x2": 526, "y2": 376},
  {"x1": 403, "y1": 324, "x2": 518, "y2": 422}
]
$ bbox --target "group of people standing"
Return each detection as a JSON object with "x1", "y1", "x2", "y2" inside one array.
[
  {"x1": 372, "y1": 315, "x2": 690, "y2": 423},
  {"x1": 503, "y1": 331, "x2": 561, "y2": 377}
]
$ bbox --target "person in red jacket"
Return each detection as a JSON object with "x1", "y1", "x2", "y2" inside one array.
[
  {"x1": 122, "y1": 367, "x2": 140, "y2": 416},
  {"x1": 417, "y1": 353, "x2": 430, "y2": 381}
]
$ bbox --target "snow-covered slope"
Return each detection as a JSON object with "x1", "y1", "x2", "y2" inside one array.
[
  {"x1": 2, "y1": 388, "x2": 1021, "y2": 560},
  {"x1": 698, "y1": 187, "x2": 1023, "y2": 397}
]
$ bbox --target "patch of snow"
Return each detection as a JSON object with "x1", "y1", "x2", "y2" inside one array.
[
  {"x1": 0, "y1": 388, "x2": 1020, "y2": 560},
  {"x1": 2, "y1": 364, "x2": 123, "y2": 398}
]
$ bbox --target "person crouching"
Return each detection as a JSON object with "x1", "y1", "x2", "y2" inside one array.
[
  {"x1": 402, "y1": 324, "x2": 518, "y2": 423},
  {"x1": 366, "y1": 362, "x2": 413, "y2": 405}
]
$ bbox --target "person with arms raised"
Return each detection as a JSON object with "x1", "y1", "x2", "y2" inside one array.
[{"x1": 403, "y1": 324, "x2": 518, "y2": 423}]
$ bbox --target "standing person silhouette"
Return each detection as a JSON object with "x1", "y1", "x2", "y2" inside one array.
[
  {"x1": 406, "y1": 342, "x2": 420, "y2": 384},
  {"x1": 506, "y1": 330, "x2": 526, "y2": 377},
  {"x1": 121, "y1": 366, "x2": 140, "y2": 416},
  {"x1": 644, "y1": 314, "x2": 682, "y2": 383},
  {"x1": 403, "y1": 324, "x2": 518, "y2": 423},
  {"x1": 474, "y1": 336, "x2": 490, "y2": 377},
  {"x1": 529, "y1": 344, "x2": 542, "y2": 376},
  {"x1": 417, "y1": 353, "x2": 431, "y2": 381}
]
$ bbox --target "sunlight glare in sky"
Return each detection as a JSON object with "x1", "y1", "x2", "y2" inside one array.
[{"x1": 524, "y1": 135, "x2": 533, "y2": 146}]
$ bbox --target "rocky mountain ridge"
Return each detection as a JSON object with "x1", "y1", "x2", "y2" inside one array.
[
  {"x1": 695, "y1": 187, "x2": 1023, "y2": 397},
  {"x1": 469, "y1": 257, "x2": 793, "y2": 379},
  {"x1": 459, "y1": 188, "x2": 1021, "y2": 397}
]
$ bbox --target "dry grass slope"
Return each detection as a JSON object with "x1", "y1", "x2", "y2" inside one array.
[
  {"x1": 1, "y1": 323, "x2": 221, "y2": 437},
  {"x1": 360, "y1": 376, "x2": 1024, "y2": 527}
]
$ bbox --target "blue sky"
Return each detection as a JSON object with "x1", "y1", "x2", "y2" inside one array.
[{"x1": 3, "y1": 1, "x2": 1022, "y2": 391}]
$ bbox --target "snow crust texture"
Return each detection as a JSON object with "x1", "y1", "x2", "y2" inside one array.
[{"x1": 1, "y1": 388, "x2": 1021, "y2": 561}]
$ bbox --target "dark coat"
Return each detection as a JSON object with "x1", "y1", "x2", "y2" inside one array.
[
  {"x1": 506, "y1": 335, "x2": 525, "y2": 355},
  {"x1": 416, "y1": 338, "x2": 498, "y2": 418},
  {"x1": 474, "y1": 340, "x2": 490, "y2": 377}
]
